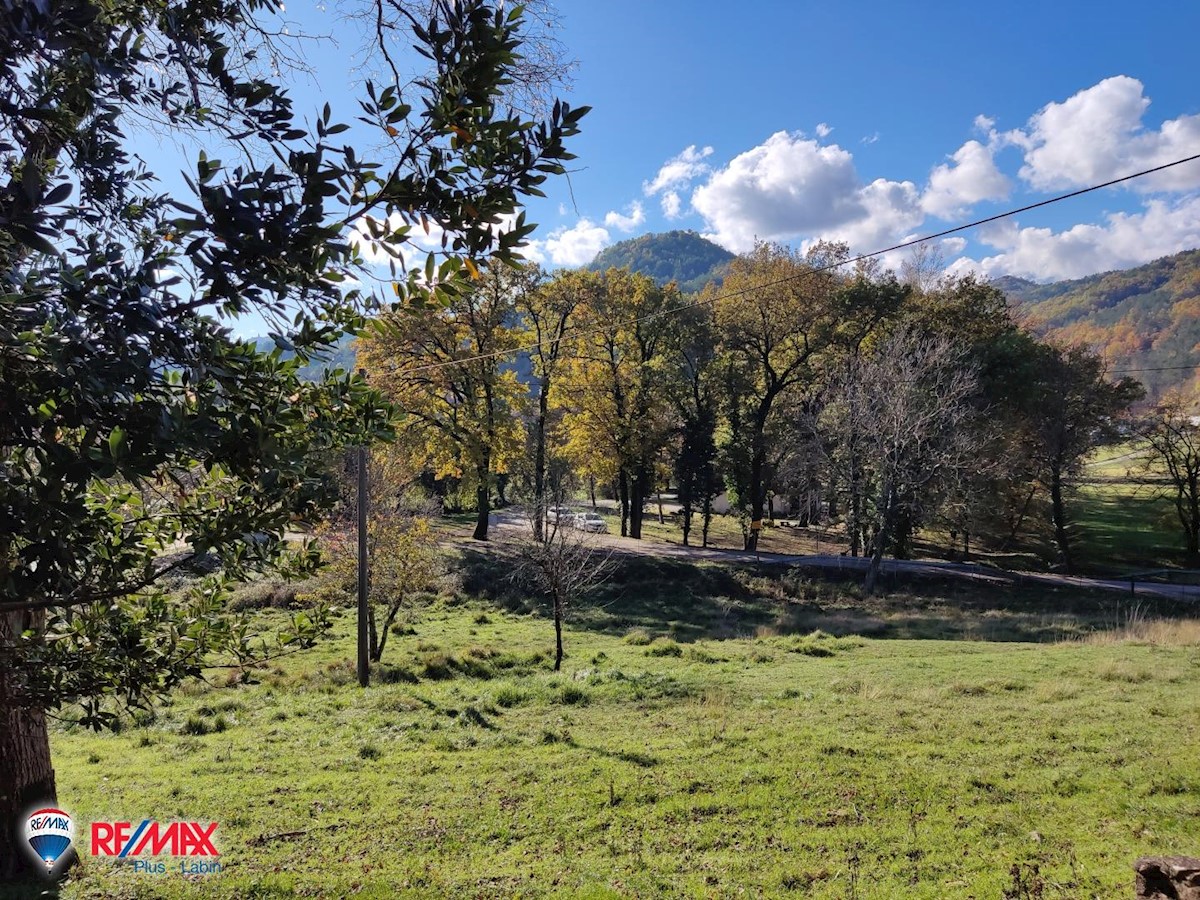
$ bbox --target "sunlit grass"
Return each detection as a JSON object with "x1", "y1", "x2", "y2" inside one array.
[{"x1": 43, "y1": 564, "x2": 1200, "y2": 900}]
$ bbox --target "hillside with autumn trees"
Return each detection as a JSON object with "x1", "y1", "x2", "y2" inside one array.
[{"x1": 996, "y1": 247, "x2": 1200, "y2": 404}]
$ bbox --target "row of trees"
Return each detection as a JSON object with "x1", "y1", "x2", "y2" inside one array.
[{"x1": 362, "y1": 242, "x2": 1151, "y2": 581}]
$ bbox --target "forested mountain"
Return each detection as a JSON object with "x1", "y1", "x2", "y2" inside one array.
[
  {"x1": 995, "y1": 248, "x2": 1200, "y2": 404},
  {"x1": 587, "y1": 230, "x2": 733, "y2": 293},
  {"x1": 251, "y1": 332, "x2": 358, "y2": 381}
]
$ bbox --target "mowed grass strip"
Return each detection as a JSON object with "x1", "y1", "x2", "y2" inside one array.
[{"x1": 46, "y1": 576, "x2": 1200, "y2": 899}]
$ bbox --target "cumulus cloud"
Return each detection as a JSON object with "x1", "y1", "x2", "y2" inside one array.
[
  {"x1": 815, "y1": 122, "x2": 832, "y2": 138},
  {"x1": 1011, "y1": 75, "x2": 1200, "y2": 193},
  {"x1": 661, "y1": 190, "x2": 683, "y2": 219},
  {"x1": 920, "y1": 139, "x2": 1010, "y2": 218},
  {"x1": 525, "y1": 218, "x2": 610, "y2": 267},
  {"x1": 946, "y1": 195, "x2": 1200, "y2": 281},
  {"x1": 689, "y1": 131, "x2": 925, "y2": 254},
  {"x1": 604, "y1": 202, "x2": 645, "y2": 233},
  {"x1": 643, "y1": 145, "x2": 714, "y2": 196},
  {"x1": 691, "y1": 131, "x2": 867, "y2": 252},
  {"x1": 819, "y1": 178, "x2": 924, "y2": 253}
]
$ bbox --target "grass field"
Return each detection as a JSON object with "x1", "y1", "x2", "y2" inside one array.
[{"x1": 41, "y1": 559, "x2": 1200, "y2": 899}]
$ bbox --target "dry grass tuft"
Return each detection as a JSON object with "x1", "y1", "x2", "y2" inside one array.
[{"x1": 1085, "y1": 618, "x2": 1200, "y2": 647}]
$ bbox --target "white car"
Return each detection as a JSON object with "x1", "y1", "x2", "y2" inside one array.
[
  {"x1": 546, "y1": 505, "x2": 575, "y2": 525},
  {"x1": 570, "y1": 511, "x2": 608, "y2": 533}
]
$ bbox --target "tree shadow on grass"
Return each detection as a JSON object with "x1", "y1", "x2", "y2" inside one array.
[{"x1": 455, "y1": 547, "x2": 1198, "y2": 644}]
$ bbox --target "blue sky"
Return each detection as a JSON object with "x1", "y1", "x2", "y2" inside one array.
[
  {"x1": 145, "y1": 0, "x2": 1200, "y2": 314},
  {"x1": 500, "y1": 0, "x2": 1200, "y2": 281}
]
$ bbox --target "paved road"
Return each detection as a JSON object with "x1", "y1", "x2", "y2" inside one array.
[{"x1": 485, "y1": 509, "x2": 1200, "y2": 602}]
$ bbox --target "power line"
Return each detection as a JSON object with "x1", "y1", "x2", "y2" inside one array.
[{"x1": 390, "y1": 151, "x2": 1200, "y2": 375}]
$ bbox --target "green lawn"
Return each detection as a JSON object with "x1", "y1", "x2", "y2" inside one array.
[{"x1": 39, "y1": 561, "x2": 1200, "y2": 899}]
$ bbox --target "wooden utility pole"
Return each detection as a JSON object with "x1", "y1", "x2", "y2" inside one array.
[
  {"x1": 356, "y1": 369, "x2": 370, "y2": 688},
  {"x1": 356, "y1": 443, "x2": 369, "y2": 686}
]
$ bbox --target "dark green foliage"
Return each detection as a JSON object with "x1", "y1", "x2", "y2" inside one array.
[
  {"x1": 0, "y1": 0, "x2": 585, "y2": 726},
  {"x1": 587, "y1": 230, "x2": 734, "y2": 293}
]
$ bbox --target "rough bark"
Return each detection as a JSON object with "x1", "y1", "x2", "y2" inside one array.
[{"x1": 1, "y1": 611, "x2": 58, "y2": 882}]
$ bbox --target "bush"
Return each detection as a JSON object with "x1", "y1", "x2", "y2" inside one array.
[
  {"x1": 493, "y1": 684, "x2": 530, "y2": 708},
  {"x1": 229, "y1": 580, "x2": 299, "y2": 611},
  {"x1": 557, "y1": 684, "x2": 589, "y2": 706},
  {"x1": 646, "y1": 640, "x2": 683, "y2": 657},
  {"x1": 376, "y1": 664, "x2": 419, "y2": 684},
  {"x1": 624, "y1": 628, "x2": 653, "y2": 646}
]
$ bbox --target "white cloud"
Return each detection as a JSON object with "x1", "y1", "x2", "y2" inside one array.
[
  {"x1": 1012, "y1": 75, "x2": 1200, "y2": 193},
  {"x1": 973, "y1": 114, "x2": 996, "y2": 134},
  {"x1": 526, "y1": 218, "x2": 611, "y2": 267},
  {"x1": 604, "y1": 202, "x2": 645, "y2": 233},
  {"x1": 920, "y1": 139, "x2": 1010, "y2": 218},
  {"x1": 818, "y1": 177, "x2": 924, "y2": 253},
  {"x1": 690, "y1": 131, "x2": 924, "y2": 254},
  {"x1": 661, "y1": 190, "x2": 683, "y2": 219},
  {"x1": 691, "y1": 131, "x2": 866, "y2": 252},
  {"x1": 861, "y1": 132, "x2": 880, "y2": 145},
  {"x1": 947, "y1": 195, "x2": 1200, "y2": 281},
  {"x1": 815, "y1": 122, "x2": 832, "y2": 138},
  {"x1": 643, "y1": 145, "x2": 714, "y2": 196}
]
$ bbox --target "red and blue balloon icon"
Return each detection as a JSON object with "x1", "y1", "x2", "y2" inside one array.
[{"x1": 24, "y1": 807, "x2": 74, "y2": 874}]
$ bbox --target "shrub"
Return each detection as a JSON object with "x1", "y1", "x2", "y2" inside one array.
[
  {"x1": 558, "y1": 684, "x2": 589, "y2": 706},
  {"x1": 623, "y1": 628, "x2": 653, "y2": 646},
  {"x1": 229, "y1": 580, "x2": 298, "y2": 611},
  {"x1": 493, "y1": 684, "x2": 529, "y2": 708},
  {"x1": 645, "y1": 640, "x2": 683, "y2": 658},
  {"x1": 181, "y1": 715, "x2": 212, "y2": 736}
]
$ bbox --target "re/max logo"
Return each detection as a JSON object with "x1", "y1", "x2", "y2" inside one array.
[{"x1": 91, "y1": 821, "x2": 219, "y2": 857}]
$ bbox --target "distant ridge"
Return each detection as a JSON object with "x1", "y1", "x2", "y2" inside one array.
[
  {"x1": 587, "y1": 230, "x2": 734, "y2": 293},
  {"x1": 993, "y1": 248, "x2": 1200, "y2": 403}
]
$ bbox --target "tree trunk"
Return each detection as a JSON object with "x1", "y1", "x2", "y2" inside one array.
[
  {"x1": 1185, "y1": 473, "x2": 1200, "y2": 561},
  {"x1": 589, "y1": 477, "x2": 597, "y2": 510},
  {"x1": 552, "y1": 594, "x2": 564, "y2": 671},
  {"x1": 629, "y1": 468, "x2": 645, "y2": 540},
  {"x1": 532, "y1": 379, "x2": 549, "y2": 542},
  {"x1": 367, "y1": 605, "x2": 379, "y2": 662},
  {"x1": 746, "y1": 447, "x2": 765, "y2": 551},
  {"x1": 680, "y1": 490, "x2": 692, "y2": 547},
  {"x1": 701, "y1": 495, "x2": 712, "y2": 548},
  {"x1": 1049, "y1": 466, "x2": 1073, "y2": 574},
  {"x1": 1, "y1": 611, "x2": 58, "y2": 883},
  {"x1": 376, "y1": 602, "x2": 404, "y2": 663},
  {"x1": 864, "y1": 484, "x2": 893, "y2": 594},
  {"x1": 618, "y1": 472, "x2": 629, "y2": 537},
  {"x1": 472, "y1": 459, "x2": 490, "y2": 541}
]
